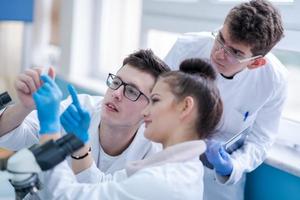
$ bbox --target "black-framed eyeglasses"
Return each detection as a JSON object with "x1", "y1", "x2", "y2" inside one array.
[
  {"x1": 106, "y1": 73, "x2": 149, "y2": 102},
  {"x1": 211, "y1": 31, "x2": 262, "y2": 64}
]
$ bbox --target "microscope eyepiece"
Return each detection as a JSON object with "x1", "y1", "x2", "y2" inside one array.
[{"x1": 0, "y1": 91, "x2": 12, "y2": 110}]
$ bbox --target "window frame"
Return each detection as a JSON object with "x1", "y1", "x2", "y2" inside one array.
[{"x1": 141, "y1": 0, "x2": 300, "y2": 51}]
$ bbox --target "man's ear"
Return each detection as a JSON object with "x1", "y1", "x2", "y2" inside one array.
[
  {"x1": 178, "y1": 96, "x2": 195, "y2": 120},
  {"x1": 247, "y1": 57, "x2": 266, "y2": 70}
]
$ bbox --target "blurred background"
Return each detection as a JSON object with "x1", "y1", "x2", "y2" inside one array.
[{"x1": 0, "y1": 0, "x2": 299, "y2": 199}]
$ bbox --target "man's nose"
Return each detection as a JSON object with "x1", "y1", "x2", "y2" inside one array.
[
  {"x1": 111, "y1": 85, "x2": 124, "y2": 101},
  {"x1": 141, "y1": 105, "x2": 149, "y2": 117},
  {"x1": 214, "y1": 46, "x2": 226, "y2": 60}
]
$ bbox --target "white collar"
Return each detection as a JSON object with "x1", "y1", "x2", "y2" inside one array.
[{"x1": 125, "y1": 140, "x2": 206, "y2": 177}]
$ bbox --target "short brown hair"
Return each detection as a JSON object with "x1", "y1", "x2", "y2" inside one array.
[
  {"x1": 225, "y1": 0, "x2": 284, "y2": 56},
  {"x1": 122, "y1": 49, "x2": 170, "y2": 81}
]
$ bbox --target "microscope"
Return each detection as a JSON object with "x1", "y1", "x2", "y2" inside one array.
[
  {"x1": 0, "y1": 91, "x2": 12, "y2": 115},
  {"x1": 0, "y1": 91, "x2": 85, "y2": 199},
  {"x1": 0, "y1": 134, "x2": 84, "y2": 200}
]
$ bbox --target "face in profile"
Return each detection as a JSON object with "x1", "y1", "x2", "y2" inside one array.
[
  {"x1": 101, "y1": 64, "x2": 155, "y2": 127},
  {"x1": 142, "y1": 79, "x2": 181, "y2": 144}
]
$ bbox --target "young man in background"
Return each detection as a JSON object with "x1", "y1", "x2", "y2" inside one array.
[{"x1": 164, "y1": 0, "x2": 287, "y2": 199}]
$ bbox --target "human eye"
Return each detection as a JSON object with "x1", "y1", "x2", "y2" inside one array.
[
  {"x1": 150, "y1": 97, "x2": 160, "y2": 104},
  {"x1": 126, "y1": 86, "x2": 140, "y2": 96},
  {"x1": 111, "y1": 78, "x2": 121, "y2": 87},
  {"x1": 231, "y1": 49, "x2": 243, "y2": 58}
]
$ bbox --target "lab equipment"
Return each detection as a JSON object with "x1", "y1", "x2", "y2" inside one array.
[
  {"x1": 200, "y1": 126, "x2": 251, "y2": 169},
  {"x1": 223, "y1": 126, "x2": 251, "y2": 154},
  {"x1": 0, "y1": 91, "x2": 12, "y2": 114},
  {"x1": 0, "y1": 134, "x2": 84, "y2": 199}
]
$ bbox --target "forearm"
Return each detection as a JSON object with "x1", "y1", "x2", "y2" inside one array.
[
  {"x1": 71, "y1": 144, "x2": 93, "y2": 174},
  {"x1": 0, "y1": 103, "x2": 33, "y2": 137}
]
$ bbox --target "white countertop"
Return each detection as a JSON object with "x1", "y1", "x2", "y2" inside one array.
[
  {"x1": 264, "y1": 118, "x2": 300, "y2": 177},
  {"x1": 265, "y1": 142, "x2": 300, "y2": 177}
]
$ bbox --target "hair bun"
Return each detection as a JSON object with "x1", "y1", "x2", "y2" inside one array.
[{"x1": 179, "y1": 58, "x2": 217, "y2": 80}]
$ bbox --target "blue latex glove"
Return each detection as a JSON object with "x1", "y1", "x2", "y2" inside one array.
[
  {"x1": 60, "y1": 85, "x2": 91, "y2": 143},
  {"x1": 205, "y1": 140, "x2": 233, "y2": 176},
  {"x1": 33, "y1": 75, "x2": 62, "y2": 134}
]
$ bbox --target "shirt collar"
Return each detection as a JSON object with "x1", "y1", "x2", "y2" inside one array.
[{"x1": 125, "y1": 140, "x2": 206, "y2": 177}]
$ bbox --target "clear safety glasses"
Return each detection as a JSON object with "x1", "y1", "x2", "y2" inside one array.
[{"x1": 211, "y1": 31, "x2": 262, "y2": 64}]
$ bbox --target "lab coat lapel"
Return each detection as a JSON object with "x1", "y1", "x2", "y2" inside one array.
[{"x1": 126, "y1": 140, "x2": 206, "y2": 177}]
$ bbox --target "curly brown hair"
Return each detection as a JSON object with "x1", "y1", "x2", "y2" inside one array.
[{"x1": 225, "y1": 0, "x2": 284, "y2": 56}]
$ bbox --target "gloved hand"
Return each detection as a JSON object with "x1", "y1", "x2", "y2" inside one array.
[
  {"x1": 33, "y1": 75, "x2": 62, "y2": 134},
  {"x1": 15, "y1": 67, "x2": 55, "y2": 110},
  {"x1": 205, "y1": 140, "x2": 233, "y2": 176},
  {"x1": 60, "y1": 85, "x2": 91, "y2": 143}
]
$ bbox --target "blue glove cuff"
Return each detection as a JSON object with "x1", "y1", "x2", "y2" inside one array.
[
  {"x1": 39, "y1": 121, "x2": 60, "y2": 135},
  {"x1": 77, "y1": 132, "x2": 89, "y2": 143},
  {"x1": 215, "y1": 164, "x2": 233, "y2": 176}
]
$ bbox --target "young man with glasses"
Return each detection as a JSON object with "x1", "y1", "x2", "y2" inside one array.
[
  {"x1": 165, "y1": 0, "x2": 287, "y2": 200},
  {"x1": 0, "y1": 49, "x2": 170, "y2": 177}
]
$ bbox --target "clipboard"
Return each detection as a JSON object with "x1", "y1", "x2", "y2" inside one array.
[
  {"x1": 199, "y1": 126, "x2": 251, "y2": 169},
  {"x1": 222, "y1": 126, "x2": 251, "y2": 154}
]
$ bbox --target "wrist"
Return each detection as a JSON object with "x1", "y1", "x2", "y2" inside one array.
[
  {"x1": 71, "y1": 146, "x2": 91, "y2": 160},
  {"x1": 40, "y1": 133, "x2": 61, "y2": 144},
  {"x1": 39, "y1": 120, "x2": 60, "y2": 134},
  {"x1": 18, "y1": 100, "x2": 35, "y2": 111},
  {"x1": 72, "y1": 145, "x2": 90, "y2": 156},
  {"x1": 17, "y1": 103, "x2": 34, "y2": 115},
  {"x1": 215, "y1": 164, "x2": 233, "y2": 176},
  {"x1": 76, "y1": 131, "x2": 89, "y2": 143}
]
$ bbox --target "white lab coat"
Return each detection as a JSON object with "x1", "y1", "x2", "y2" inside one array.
[
  {"x1": 38, "y1": 141, "x2": 205, "y2": 200},
  {"x1": 0, "y1": 94, "x2": 159, "y2": 175},
  {"x1": 164, "y1": 32, "x2": 288, "y2": 200}
]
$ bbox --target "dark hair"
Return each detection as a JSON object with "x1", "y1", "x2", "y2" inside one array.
[
  {"x1": 160, "y1": 58, "x2": 223, "y2": 139},
  {"x1": 225, "y1": 0, "x2": 284, "y2": 56},
  {"x1": 122, "y1": 49, "x2": 171, "y2": 81}
]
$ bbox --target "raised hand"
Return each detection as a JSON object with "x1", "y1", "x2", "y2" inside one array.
[
  {"x1": 60, "y1": 85, "x2": 91, "y2": 143},
  {"x1": 15, "y1": 67, "x2": 55, "y2": 109},
  {"x1": 32, "y1": 75, "x2": 62, "y2": 134}
]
